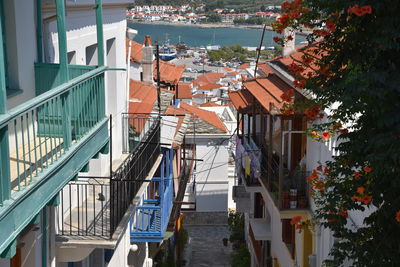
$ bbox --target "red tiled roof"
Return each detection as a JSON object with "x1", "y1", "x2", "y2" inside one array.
[
  {"x1": 243, "y1": 74, "x2": 293, "y2": 112},
  {"x1": 128, "y1": 80, "x2": 157, "y2": 132},
  {"x1": 177, "y1": 82, "x2": 192, "y2": 99},
  {"x1": 193, "y1": 72, "x2": 225, "y2": 87},
  {"x1": 199, "y1": 83, "x2": 223, "y2": 91},
  {"x1": 223, "y1": 66, "x2": 233, "y2": 72},
  {"x1": 199, "y1": 101, "x2": 221, "y2": 107},
  {"x1": 228, "y1": 90, "x2": 254, "y2": 112},
  {"x1": 126, "y1": 39, "x2": 142, "y2": 63},
  {"x1": 238, "y1": 63, "x2": 250, "y2": 69},
  {"x1": 192, "y1": 93, "x2": 205, "y2": 98},
  {"x1": 270, "y1": 44, "x2": 322, "y2": 78},
  {"x1": 154, "y1": 60, "x2": 185, "y2": 85},
  {"x1": 257, "y1": 63, "x2": 273, "y2": 75},
  {"x1": 225, "y1": 71, "x2": 239, "y2": 77},
  {"x1": 180, "y1": 102, "x2": 227, "y2": 133}
]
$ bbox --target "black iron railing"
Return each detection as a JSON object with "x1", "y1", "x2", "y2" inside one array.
[{"x1": 58, "y1": 116, "x2": 161, "y2": 239}]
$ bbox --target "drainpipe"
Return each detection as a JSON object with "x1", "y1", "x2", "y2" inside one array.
[
  {"x1": 42, "y1": 207, "x2": 47, "y2": 267},
  {"x1": 36, "y1": 0, "x2": 43, "y2": 63}
]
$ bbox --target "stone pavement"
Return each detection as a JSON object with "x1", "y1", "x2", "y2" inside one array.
[{"x1": 185, "y1": 225, "x2": 232, "y2": 267}]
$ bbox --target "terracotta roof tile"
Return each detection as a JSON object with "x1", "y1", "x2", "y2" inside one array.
[
  {"x1": 193, "y1": 72, "x2": 225, "y2": 87},
  {"x1": 228, "y1": 90, "x2": 254, "y2": 112},
  {"x1": 180, "y1": 102, "x2": 227, "y2": 133},
  {"x1": 243, "y1": 74, "x2": 293, "y2": 113},
  {"x1": 199, "y1": 101, "x2": 221, "y2": 107},
  {"x1": 257, "y1": 63, "x2": 273, "y2": 75},
  {"x1": 225, "y1": 71, "x2": 239, "y2": 77},
  {"x1": 192, "y1": 93, "x2": 205, "y2": 98},
  {"x1": 153, "y1": 60, "x2": 185, "y2": 85},
  {"x1": 177, "y1": 82, "x2": 192, "y2": 99},
  {"x1": 128, "y1": 80, "x2": 157, "y2": 132},
  {"x1": 223, "y1": 66, "x2": 233, "y2": 72},
  {"x1": 126, "y1": 39, "x2": 143, "y2": 63},
  {"x1": 237, "y1": 63, "x2": 250, "y2": 69}
]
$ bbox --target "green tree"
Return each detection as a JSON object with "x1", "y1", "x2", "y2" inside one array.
[
  {"x1": 206, "y1": 13, "x2": 222, "y2": 23},
  {"x1": 274, "y1": 0, "x2": 400, "y2": 266}
]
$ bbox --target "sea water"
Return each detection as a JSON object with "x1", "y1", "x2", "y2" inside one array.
[{"x1": 129, "y1": 22, "x2": 306, "y2": 48}]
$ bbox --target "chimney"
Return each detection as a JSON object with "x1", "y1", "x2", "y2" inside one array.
[
  {"x1": 142, "y1": 35, "x2": 154, "y2": 83},
  {"x1": 282, "y1": 28, "x2": 296, "y2": 57}
]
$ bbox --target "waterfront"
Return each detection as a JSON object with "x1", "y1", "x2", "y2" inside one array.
[{"x1": 129, "y1": 21, "x2": 306, "y2": 47}]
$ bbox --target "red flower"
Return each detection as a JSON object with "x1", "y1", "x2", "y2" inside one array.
[
  {"x1": 353, "y1": 171, "x2": 363, "y2": 179},
  {"x1": 357, "y1": 187, "x2": 365, "y2": 195},
  {"x1": 363, "y1": 167, "x2": 372, "y2": 173},
  {"x1": 396, "y1": 211, "x2": 400, "y2": 223},
  {"x1": 338, "y1": 210, "x2": 348, "y2": 218},
  {"x1": 295, "y1": 224, "x2": 302, "y2": 230},
  {"x1": 348, "y1": 4, "x2": 373, "y2": 16},
  {"x1": 273, "y1": 36, "x2": 282, "y2": 43},
  {"x1": 361, "y1": 5, "x2": 372, "y2": 15},
  {"x1": 361, "y1": 195, "x2": 372, "y2": 205},
  {"x1": 322, "y1": 130, "x2": 331, "y2": 139},
  {"x1": 351, "y1": 196, "x2": 360, "y2": 202},
  {"x1": 290, "y1": 216, "x2": 302, "y2": 225},
  {"x1": 340, "y1": 129, "x2": 349, "y2": 134},
  {"x1": 316, "y1": 165, "x2": 323, "y2": 172}
]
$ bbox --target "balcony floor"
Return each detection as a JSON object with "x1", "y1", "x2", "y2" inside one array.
[
  {"x1": 9, "y1": 136, "x2": 74, "y2": 194},
  {"x1": 59, "y1": 179, "x2": 111, "y2": 240}
]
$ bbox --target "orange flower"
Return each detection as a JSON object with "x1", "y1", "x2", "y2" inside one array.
[
  {"x1": 338, "y1": 211, "x2": 348, "y2": 218},
  {"x1": 295, "y1": 224, "x2": 302, "y2": 230},
  {"x1": 361, "y1": 195, "x2": 372, "y2": 205},
  {"x1": 396, "y1": 211, "x2": 400, "y2": 223},
  {"x1": 364, "y1": 167, "x2": 372, "y2": 173},
  {"x1": 313, "y1": 180, "x2": 325, "y2": 190},
  {"x1": 351, "y1": 196, "x2": 360, "y2": 202},
  {"x1": 310, "y1": 131, "x2": 320, "y2": 138},
  {"x1": 316, "y1": 165, "x2": 323, "y2": 172},
  {"x1": 290, "y1": 216, "x2": 302, "y2": 225},
  {"x1": 353, "y1": 171, "x2": 363, "y2": 179},
  {"x1": 357, "y1": 187, "x2": 365, "y2": 195},
  {"x1": 322, "y1": 130, "x2": 331, "y2": 139}
]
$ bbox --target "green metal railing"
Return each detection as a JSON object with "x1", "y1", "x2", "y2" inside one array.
[{"x1": 0, "y1": 66, "x2": 106, "y2": 204}]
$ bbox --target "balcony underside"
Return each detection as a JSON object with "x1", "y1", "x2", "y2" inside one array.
[{"x1": 0, "y1": 119, "x2": 109, "y2": 254}]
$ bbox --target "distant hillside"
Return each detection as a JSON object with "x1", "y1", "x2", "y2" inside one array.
[{"x1": 130, "y1": 0, "x2": 284, "y2": 12}]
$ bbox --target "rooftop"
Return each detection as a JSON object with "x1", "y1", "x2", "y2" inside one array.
[
  {"x1": 177, "y1": 82, "x2": 192, "y2": 99},
  {"x1": 154, "y1": 60, "x2": 185, "y2": 85}
]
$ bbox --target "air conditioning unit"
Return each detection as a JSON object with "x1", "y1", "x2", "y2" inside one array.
[{"x1": 308, "y1": 254, "x2": 317, "y2": 267}]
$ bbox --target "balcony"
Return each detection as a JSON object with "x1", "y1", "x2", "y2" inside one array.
[
  {"x1": 57, "y1": 117, "x2": 161, "y2": 243},
  {"x1": 232, "y1": 185, "x2": 251, "y2": 213},
  {"x1": 280, "y1": 169, "x2": 311, "y2": 219},
  {"x1": 235, "y1": 135, "x2": 262, "y2": 192},
  {"x1": 0, "y1": 65, "x2": 108, "y2": 253},
  {"x1": 130, "y1": 148, "x2": 174, "y2": 242}
]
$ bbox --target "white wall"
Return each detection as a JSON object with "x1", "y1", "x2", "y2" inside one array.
[{"x1": 187, "y1": 136, "x2": 230, "y2": 212}]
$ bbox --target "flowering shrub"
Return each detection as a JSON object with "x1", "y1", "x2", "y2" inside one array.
[{"x1": 279, "y1": 0, "x2": 400, "y2": 265}]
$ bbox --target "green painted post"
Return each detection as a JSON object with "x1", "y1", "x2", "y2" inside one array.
[
  {"x1": 0, "y1": 1, "x2": 10, "y2": 203},
  {"x1": 0, "y1": 239, "x2": 16, "y2": 259},
  {"x1": 36, "y1": 0, "x2": 43, "y2": 63},
  {"x1": 55, "y1": 0, "x2": 71, "y2": 148},
  {"x1": 55, "y1": 0, "x2": 68, "y2": 82},
  {"x1": 95, "y1": 0, "x2": 104, "y2": 66}
]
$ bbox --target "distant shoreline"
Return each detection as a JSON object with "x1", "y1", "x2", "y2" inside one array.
[
  {"x1": 128, "y1": 19, "x2": 269, "y2": 30},
  {"x1": 127, "y1": 19, "x2": 309, "y2": 36}
]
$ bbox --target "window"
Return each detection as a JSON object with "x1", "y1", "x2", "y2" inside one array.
[
  {"x1": 85, "y1": 44, "x2": 98, "y2": 66},
  {"x1": 67, "y1": 51, "x2": 76, "y2": 64}
]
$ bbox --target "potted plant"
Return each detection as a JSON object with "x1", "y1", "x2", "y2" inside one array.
[{"x1": 222, "y1": 238, "x2": 228, "y2": 246}]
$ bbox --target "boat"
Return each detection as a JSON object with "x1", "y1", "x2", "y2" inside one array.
[
  {"x1": 159, "y1": 45, "x2": 177, "y2": 61},
  {"x1": 158, "y1": 33, "x2": 177, "y2": 61},
  {"x1": 176, "y1": 35, "x2": 189, "y2": 53}
]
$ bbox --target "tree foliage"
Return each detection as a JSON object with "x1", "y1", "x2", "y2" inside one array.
[
  {"x1": 274, "y1": 0, "x2": 400, "y2": 266},
  {"x1": 208, "y1": 45, "x2": 255, "y2": 62},
  {"x1": 233, "y1": 17, "x2": 275, "y2": 25}
]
